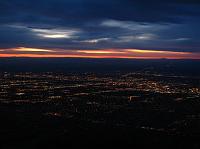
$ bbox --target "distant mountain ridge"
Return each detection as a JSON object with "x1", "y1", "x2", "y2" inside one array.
[{"x1": 0, "y1": 58, "x2": 199, "y2": 76}]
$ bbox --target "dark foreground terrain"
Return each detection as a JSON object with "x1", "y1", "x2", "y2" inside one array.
[
  {"x1": 0, "y1": 70, "x2": 200, "y2": 148},
  {"x1": 0, "y1": 59, "x2": 200, "y2": 148},
  {"x1": 1, "y1": 103, "x2": 200, "y2": 149}
]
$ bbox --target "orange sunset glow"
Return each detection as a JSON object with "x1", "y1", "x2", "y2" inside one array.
[{"x1": 0, "y1": 47, "x2": 199, "y2": 59}]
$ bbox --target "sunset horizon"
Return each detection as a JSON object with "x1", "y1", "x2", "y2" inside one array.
[{"x1": 0, "y1": 47, "x2": 200, "y2": 59}]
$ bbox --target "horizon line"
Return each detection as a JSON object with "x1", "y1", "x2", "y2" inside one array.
[{"x1": 0, "y1": 56, "x2": 200, "y2": 60}]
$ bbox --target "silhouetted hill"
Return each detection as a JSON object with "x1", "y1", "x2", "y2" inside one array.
[{"x1": 0, "y1": 58, "x2": 199, "y2": 76}]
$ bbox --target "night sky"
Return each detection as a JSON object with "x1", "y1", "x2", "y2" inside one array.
[{"x1": 0, "y1": 0, "x2": 200, "y2": 59}]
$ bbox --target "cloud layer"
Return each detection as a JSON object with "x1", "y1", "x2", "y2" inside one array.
[{"x1": 0, "y1": 0, "x2": 200, "y2": 58}]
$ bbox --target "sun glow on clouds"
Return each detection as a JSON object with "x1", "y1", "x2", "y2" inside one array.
[
  {"x1": 31, "y1": 28, "x2": 79, "y2": 39},
  {"x1": 77, "y1": 50, "x2": 125, "y2": 54},
  {"x1": 12, "y1": 47, "x2": 54, "y2": 52},
  {"x1": 0, "y1": 47, "x2": 199, "y2": 59},
  {"x1": 127, "y1": 49, "x2": 191, "y2": 55},
  {"x1": 80, "y1": 38, "x2": 110, "y2": 43}
]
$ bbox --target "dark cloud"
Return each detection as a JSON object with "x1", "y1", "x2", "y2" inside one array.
[
  {"x1": 1, "y1": 0, "x2": 200, "y2": 24},
  {"x1": 0, "y1": 0, "x2": 200, "y2": 53}
]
